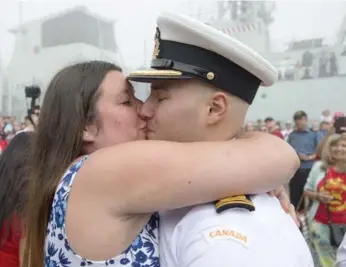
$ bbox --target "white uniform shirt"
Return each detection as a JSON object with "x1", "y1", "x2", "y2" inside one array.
[{"x1": 160, "y1": 194, "x2": 313, "y2": 267}]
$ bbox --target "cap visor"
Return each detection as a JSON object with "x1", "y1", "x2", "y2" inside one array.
[{"x1": 127, "y1": 69, "x2": 192, "y2": 83}]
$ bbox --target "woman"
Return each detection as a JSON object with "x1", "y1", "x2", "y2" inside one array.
[
  {"x1": 24, "y1": 61, "x2": 299, "y2": 267},
  {"x1": 304, "y1": 134, "x2": 346, "y2": 266},
  {"x1": 0, "y1": 132, "x2": 33, "y2": 267}
]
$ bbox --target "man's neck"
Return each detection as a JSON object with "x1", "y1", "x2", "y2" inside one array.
[{"x1": 205, "y1": 127, "x2": 240, "y2": 141}]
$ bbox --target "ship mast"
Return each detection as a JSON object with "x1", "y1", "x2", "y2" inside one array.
[{"x1": 257, "y1": 1, "x2": 275, "y2": 52}]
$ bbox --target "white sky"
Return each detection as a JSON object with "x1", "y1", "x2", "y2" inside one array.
[{"x1": 1, "y1": 0, "x2": 346, "y2": 68}]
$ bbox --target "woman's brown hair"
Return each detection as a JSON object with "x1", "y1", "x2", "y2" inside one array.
[
  {"x1": 23, "y1": 61, "x2": 122, "y2": 267},
  {"x1": 320, "y1": 133, "x2": 346, "y2": 171}
]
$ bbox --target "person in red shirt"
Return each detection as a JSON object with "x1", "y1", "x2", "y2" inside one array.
[
  {"x1": 0, "y1": 133, "x2": 8, "y2": 153},
  {"x1": 0, "y1": 132, "x2": 33, "y2": 267},
  {"x1": 304, "y1": 133, "x2": 346, "y2": 265},
  {"x1": 265, "y1": 117, "x2": 284, "y2": 139},
  {"x1": 314, "y1": 167, "x2": 346, "y2": 225}
]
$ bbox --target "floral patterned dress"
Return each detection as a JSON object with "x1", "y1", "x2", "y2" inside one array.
[{"x1": 44, "y1": 156, "x2": 160, "y2": 267}]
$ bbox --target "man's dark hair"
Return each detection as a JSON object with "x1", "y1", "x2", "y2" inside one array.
[
  {"x1": 293, "y1": 110, "x2": 308, "y2": 121},
  {"x1": 264, "y1": 117, "x2": 274, "y2": 123}
]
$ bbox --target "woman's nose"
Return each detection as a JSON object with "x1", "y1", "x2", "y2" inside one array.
[{"x1": 136, "y1": 99, "x2": 144, "y2": 114}]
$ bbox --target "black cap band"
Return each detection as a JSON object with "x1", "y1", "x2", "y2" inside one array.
[{"x1": 152, "y1": 39, "x2": 261, "y2": 104}]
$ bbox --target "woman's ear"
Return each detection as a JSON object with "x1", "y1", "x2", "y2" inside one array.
[{"x1": 83, "y1": 126, "x2": 96, "y2": 143}]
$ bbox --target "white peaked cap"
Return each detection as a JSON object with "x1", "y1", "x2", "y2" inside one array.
[{"x1": 128, "y1": 12, "x2": 278, "y2": 104}]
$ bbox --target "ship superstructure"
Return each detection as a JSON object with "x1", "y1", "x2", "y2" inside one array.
[
  {"x1": 6, "y1": 6, "x2": 124, "y2": 118},
  {"x1": 183, "y1": 1, "x2": 346, "y2": 121}
]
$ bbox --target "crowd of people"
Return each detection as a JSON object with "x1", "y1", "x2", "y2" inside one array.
[
  {"x1": 246, "y1": 109, "x2": 346, "y2": 266},
  {"x1": 0, "y1": 12, "x2": 346, "y2": 267},
  {"x1": 245, "y1": 109, "x2": 343, "y2": 140},
  {"x1": 0, "y1": 108, "x2": 39, "y2": 153}
]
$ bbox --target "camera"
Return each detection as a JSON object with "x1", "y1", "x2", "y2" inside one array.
[
  {"x1": 25, "y1": 85, "x2": 41, "y2": 99},
  {"x1": 24, "y1": 85, "x2": 41, "y2": 127}
]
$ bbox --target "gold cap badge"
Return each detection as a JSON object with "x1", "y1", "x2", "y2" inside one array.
[{"x1": 152, "y1": 27, "x2": 161, "y2": 59}]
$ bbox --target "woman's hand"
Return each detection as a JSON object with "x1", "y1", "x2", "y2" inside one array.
[
  {"x1": 268, "y1": 186, "x2": 299, "y2": 226},
  {"x1": 316, "y1": 191, "x2": 333, "y2": 204}
]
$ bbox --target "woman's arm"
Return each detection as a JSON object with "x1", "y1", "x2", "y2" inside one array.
[
  {"x1": 303, "y1": 190, "x2": 319, "y2": 201},
  {"x1": 303, "y1": 161, "x2": 324, "y2": 201},
  {"x1": 80, "y1": 131, "x2": 299, "y2": 214}
]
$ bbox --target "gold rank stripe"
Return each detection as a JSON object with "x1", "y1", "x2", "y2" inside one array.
[
  {"x1": 217, "y1": 195, "x2": 250, "y2": 203},
  {"x1": 215, "y1": 195, "x2": 255, "y2": 212},
  {"x1": 128, "y1": 70, "x2": 183, "y2": 76},
  {"x1": 215, "y1": 200, "x2": 253, "y2": 209},
  {"x1": 216, "y1": 195, "x2": 253, "y2": 206}
]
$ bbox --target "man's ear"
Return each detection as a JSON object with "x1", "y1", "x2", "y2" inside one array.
[{"x1": 206, "y1": 92, "x2": 230, "y2": 125}]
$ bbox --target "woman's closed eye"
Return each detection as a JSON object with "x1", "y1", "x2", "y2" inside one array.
[{"x1": 122, "y1": 100, "x2": 132, "y2": 106}]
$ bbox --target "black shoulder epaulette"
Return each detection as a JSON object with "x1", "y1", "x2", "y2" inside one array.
[{"x1": 215, "y1": 194, "x2": 255, "y2": 213}]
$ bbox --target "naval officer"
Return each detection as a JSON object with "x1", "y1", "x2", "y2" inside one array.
[{"x1": 128, "y1": 12, "x2": 314, "y2": 267}]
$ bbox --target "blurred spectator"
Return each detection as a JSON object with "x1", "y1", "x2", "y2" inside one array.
[
  {"x1": 0, "y1": 134, "x2": 8, "y2": 154},
  {"x1": 304, "y1": 134, "x2": 346, "y2": 265},
  {"x1": 255, "y1": 119, "x2": 263, "y2": 131},
  {"x1": 3, "y1": 118, "x2": 13, "y2": 135},
  {"x1": 13, "y1": 123, "x2": 21, "y2": 133},
  {"x1": 0, "y1": 132, "x2": 33, "y2": 267},
  {"x1": 33, "y1": 105, "x2": 40, "y2": 117},
  {"x1": 321, "y1": 109, "x2": 333, "y2": 124},
  {"x1": 334, "y1": 112, "x2": 345, "y2": 122},
  {"x1": 244, "y1": 122, "x2": 255, "y2": 132},
  {"x1": 320, "y1": 121, "x2": 333, "y2": 137},
  {"x1": 316, "y1": 112, "x2": 345, "y2": 159},
  {"x1": 16, "y1": 116, "x2": 35, "y2": 134},
  {"x1": 260, "y1": 126, "x2": 267, "y2": 132},
  {"x1": 287, "y1": 111, "x2": 324, "y2": 211},
  {"x1": 281, "y1": 121, "x2": 293, "y2": 141},
  {"x1": 276, "y1": 121, "x2": 282, "y2": 131},
  {"x1": 311, "y1": 120, "x2": 320, "y2": 132},
  {"x1": 264, "y1": 117, "x2": 284, "y2": 139}
]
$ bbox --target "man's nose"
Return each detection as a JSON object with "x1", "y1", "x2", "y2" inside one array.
[{"x1": 140, "y1": 101, "x2": 155, "y2": 121}]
